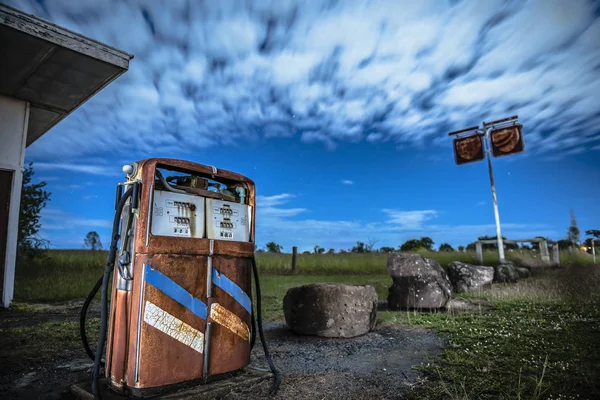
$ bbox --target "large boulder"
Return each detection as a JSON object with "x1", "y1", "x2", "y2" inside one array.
[
  {"x1": 494, "y1": 261, "x2": 520, "y2": 283},
  {"x1": 387, "y1": 253, "x2": 452, "y2": 310},
  {"x1": 283, "y1": 283, "x2": 378, "y2": 338},
  {"x1": 447, "y1": 261, "x2": 495, "y2": 293}
]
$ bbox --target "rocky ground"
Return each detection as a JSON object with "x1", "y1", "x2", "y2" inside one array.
[{"x1": 0, "y1": 301, "x2": 446, "y2": 400}]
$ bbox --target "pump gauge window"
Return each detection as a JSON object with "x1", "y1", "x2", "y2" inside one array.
[
  {"x1": 490, "y1": 124, "x2": 524, "y2": 157},
  {"x1": 453, "y1": 134, "x2": 485, "y2": 165}
]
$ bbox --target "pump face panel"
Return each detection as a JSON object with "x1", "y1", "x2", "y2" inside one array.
[
  {"x1": 151, "y1": 190, "x2": 206, "y2": 238},
  {"x1": 206, "y1": 199, "x2": 251, "y2": 241},
  {"x1": 105, "y1": 159, "x2": 255, "y2": 395}
]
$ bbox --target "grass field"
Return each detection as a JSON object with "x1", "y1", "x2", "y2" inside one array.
[
  {"x1": 13, "y1": 248, "x2": 594, "y2": 303},
  {"x1": 8, "y1": 249, "x2": 600, "y2": 399}
]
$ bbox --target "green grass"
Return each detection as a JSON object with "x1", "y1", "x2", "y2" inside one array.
[
  {"x1": 14, "y1": 250, "x2": 108, "y2": 302},
  {"x1": 383, "y1": 266, "x2": 600, "y2": 400}
]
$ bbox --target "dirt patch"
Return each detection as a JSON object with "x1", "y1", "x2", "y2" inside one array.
[{"x1": 0, "y1": 303, "x2": 445, "y2": 399}]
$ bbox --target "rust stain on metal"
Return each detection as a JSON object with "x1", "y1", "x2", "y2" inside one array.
[
  {"x1": 109, "y1": 290, "x2": 129, "y2": 385},
  {"x1": 210, "y1": 303, "x2": 250, "y2": 342}
]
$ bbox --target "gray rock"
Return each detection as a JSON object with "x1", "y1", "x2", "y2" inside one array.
[
  {"x1": 515, "y1": 267, "x2": 531, "y2": 279},
  {"x1": 386, "y1": 253, "x2": 452, "y2": 310},
  {"x1": 494, "y1": 263, "x2": 520, "y2": 283},
  {"x1": 446, "y1": 261, "x2": 495, "y2": 293},
  {"x1": 283, "y1": 283, "x2": 378, "y2": 338}
]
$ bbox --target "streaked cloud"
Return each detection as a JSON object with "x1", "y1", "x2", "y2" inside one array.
[
  {"x1": 41, "y1": 207, "x2": 111, "y2": 230},
  {"x1": 34, "y1": 162, "x2": 123, "y2": 177},
  {"x1": 341, "y1": 180, "x2": 354, "y2": 185},
  {"x1": 4, "y1": 0, "x2": 596, "y2": 161}
]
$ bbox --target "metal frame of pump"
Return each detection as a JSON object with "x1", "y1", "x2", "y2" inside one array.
[{"x1": 79, "y1": 160, "x2": 280, "y2": 400}]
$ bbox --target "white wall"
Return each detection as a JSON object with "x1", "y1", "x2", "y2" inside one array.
[{"x1": 0, "y1": 94, "x2": 29, "y2": 308}]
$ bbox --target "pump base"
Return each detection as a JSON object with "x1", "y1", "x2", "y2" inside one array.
[{"x1": 70, "y1": 369, "x2": 272, "y2": 399}]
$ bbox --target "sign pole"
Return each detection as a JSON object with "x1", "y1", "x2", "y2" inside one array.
[
  {"x1": 484, "y1": 125, "x2": 505, "y2": 263},
  {"x1": 449, "y1": 115, "x2": 521, "y2": 265}
]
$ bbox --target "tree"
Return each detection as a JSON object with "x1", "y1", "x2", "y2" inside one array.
[
  {"x1": 84, "y1": 231, "x2": 103, "y2": 251},
  {"x1": 351, "y1": 241, "x2": 366, "y2": 253},
  {"x1": 399, "y1": 239, "x2": 424, "y2": 252},
  {"x1": 438, "y1": 243, "x2": 454, "y2": 252},
  {"x1": 457, "y1": 245, "x2": 465, "y2": 252},
  {"x1": 313, "y1": 245, "x2": 325, "y2": 254},
  {"x1": 365, "y1": 237, "x2": 378, "y2": 253},
  {"x1": 380, "y1": 246, "x2": 395, "y2": 253},
  {"x1": 399, "y1": 237, "x2": 434, "y2": 252},
  {"x1": 568, "y1": 209, "x2": 580, "y2": 247},
  {"x1": 585, "y1": 230, "x2": 600, "y2": 240},
  {"x1": 327, "y1": 248, "x2": 335, "y2": 254},
  {"x1": 265, "y1": 241, "x2": 283, "y2": 253},
  {"x1": 557, "y1": 239, "x2": 571, "y2": 250},
  {"x1": 420, "y1": 237, "x2": 434, "y2": 251},
  {"x1": 18, "y1": 162, "x2": 51, "y2": 259}
]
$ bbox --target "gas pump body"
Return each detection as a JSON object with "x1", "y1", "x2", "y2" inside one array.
[{"x1": 105, "y1": 158, "x2": 256, "y2": 395}]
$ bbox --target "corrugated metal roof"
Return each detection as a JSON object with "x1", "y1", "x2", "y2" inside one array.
[{"x1": 0, "y1": 4, "x2": 133, "y2": 146}]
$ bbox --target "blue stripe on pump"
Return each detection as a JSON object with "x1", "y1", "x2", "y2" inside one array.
[
  {"x1": 144, "y1": 264, "x2": 207, "y2": 320},
  {"x1": 211, "y1": 268, "x2": 252, "y2": 314}
]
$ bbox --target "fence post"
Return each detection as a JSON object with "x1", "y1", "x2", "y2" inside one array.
[
  {"x1": 292, "y1": 246, "x2": 297, "y2": 272},
  {"x1": 476, "y1": 242, "x2": 483, "y2": 264}
]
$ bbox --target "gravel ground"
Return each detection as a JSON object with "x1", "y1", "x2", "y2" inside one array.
[
  {"x1": 237, "y1": 321, "x2": 446, "y2": 400},
  {"x1": 1, "y1": 304, "x2": 445, "y2": 400}
]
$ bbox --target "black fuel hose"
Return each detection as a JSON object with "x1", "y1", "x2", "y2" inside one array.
[
  {"x1": 250, "y1": 307, "x2": 257, "y2": 351},
  {"x1": 91, "y1": 187, "x2": 133, "y2": 400},
  {"x1": 80, "y1": 275, "x2": 104, "y2": 364},
  {"x1": 251, "y1": 257, "x2": 281, "y2": 395}
]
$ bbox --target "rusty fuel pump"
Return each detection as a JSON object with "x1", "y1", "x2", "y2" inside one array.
[{"x1": 79, "y1": 158, "x2": 280, "y2": 399}]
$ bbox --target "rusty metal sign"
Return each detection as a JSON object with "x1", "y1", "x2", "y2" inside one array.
[
  {"x1": 490, "y1": 124, "x2": 524, "y2": 157},
  {"x1": 453, "y1": 134, "x2": 485, "y2": 165}
]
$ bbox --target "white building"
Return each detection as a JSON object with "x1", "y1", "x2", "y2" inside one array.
[{"x1": 0, "y1": 4, "x2": 133, "y2": 307}]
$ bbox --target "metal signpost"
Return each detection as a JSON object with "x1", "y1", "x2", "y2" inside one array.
[{"x1": 449, "y1": 115, "x2": 525, "y2": 263}]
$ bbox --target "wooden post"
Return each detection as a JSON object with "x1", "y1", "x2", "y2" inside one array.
[
  {"x1": 291, "y1": 246, "x2": 297, "y2": 272},
  {"x1": 476, "y1": 242, "x2": 483, "y2": 264}
]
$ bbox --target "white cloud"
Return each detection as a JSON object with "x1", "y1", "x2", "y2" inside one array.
[
  {"x1": 6, "y1": 0, "x2": 597, "y2": 161},
  {"x1": 341, "y1": 180, "x2": 354, "y2": 185},
  {"x1": 382, "y1": 209, "x2": 439, "y2": 230}
]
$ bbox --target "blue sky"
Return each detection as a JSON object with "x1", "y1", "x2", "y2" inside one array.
[{"x1": 5, "y1": 0, "x2": 600, "y2": 252}]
